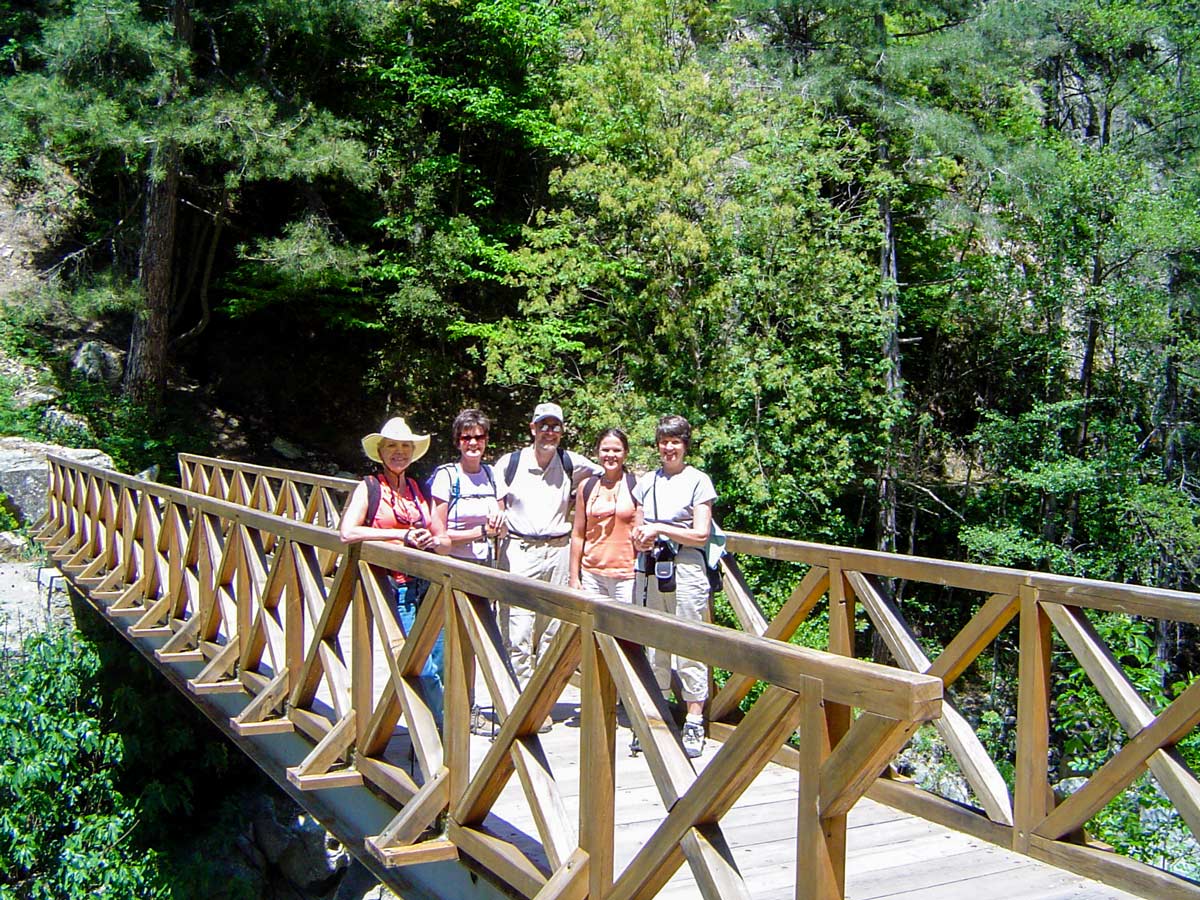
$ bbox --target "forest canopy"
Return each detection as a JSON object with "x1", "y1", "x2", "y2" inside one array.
[{"x1": 1, "y1": 0, "x2": 1198, "y2": 590}]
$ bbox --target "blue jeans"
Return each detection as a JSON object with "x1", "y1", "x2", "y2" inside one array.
[{"x1": 395, "y1": 579, "x2": 445, "y2": 725}]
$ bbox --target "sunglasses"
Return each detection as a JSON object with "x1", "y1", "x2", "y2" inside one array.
[
  {"x1": 537, "y1": 422, "x2": 563, "y2": 433},
  {"x1": 458, "y1": 433, "x2": 488, "y2": 443}
]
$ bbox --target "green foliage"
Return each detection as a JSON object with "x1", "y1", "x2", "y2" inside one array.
[
  {"x1": 0, "y1": 629, "x2": 164, "y2": 898},
  {"x1": 1050, "y1": 613, "x2": 1200, "y2": 878},
  {"x1": 0, "y1": 376, "x2": 44, "y2": 442},
  {"x1": 450, "y1": 0, "x2": 898, "y2": 546},
  {"x1": 51, "y1": 377, "x2": 208, "y2": 476},
  {"x1": 0, "y1": 496, "x2": 18, "y2": 534},
  {"x1": 0, "y1": 621, "x2": 274, "y2": 899}
]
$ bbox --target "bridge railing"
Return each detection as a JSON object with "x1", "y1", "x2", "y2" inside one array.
[
  {"x1": 713, "y1": 535, "x2": 1200, "y2": 899},
  {"x1": 40, "y1": 453, "x2": 942, "y2": 900},
  {"x1": 177, "y1": 453, "x2": 1200, "y2": 899}
]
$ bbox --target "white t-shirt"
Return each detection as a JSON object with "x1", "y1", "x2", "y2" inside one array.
[
  {"x1": 496, "y1": 447, "x2": 600, "y2": 538},
  {"x1": 429, "y1": 463, "x2": 500, "y2": 561},
  {"x1": 633, "y1": 466, "x2": 717, "y2": 530}
]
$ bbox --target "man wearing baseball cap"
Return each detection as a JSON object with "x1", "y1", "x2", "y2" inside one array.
[{"x1": 495, "y1": 403, "x2": 601, "y2": 712}]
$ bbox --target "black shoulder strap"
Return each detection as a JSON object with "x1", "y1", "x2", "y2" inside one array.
[
  {"x1": 482, "y1": 463, "x2": 496, "y2": 491},
  {"x1": 624, "y1": 471, "x2": 636, "y2": 494},
  {"x1": 582, "y1": 474, "x2": 601, "y2": 509},
  {"x1": 406, "y1": 475, "x2": 427, "y2": 527},
  {"x1": 558, "y1": 447, "x2": 574, "y2": 479},
  {"x1": 364, "y1": 475, "x2": 381, "y2": 525},
  {"x1": 504, "y1": 449, "x2": 572, "y2": 483}
]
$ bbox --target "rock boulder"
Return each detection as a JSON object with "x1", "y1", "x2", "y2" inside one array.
[
  {"x1": 0, "y1": 438, "x2": 114, "y2": 526},
  {"x1": 71, "y1": 340, "x2": 125, "y2": 388}
]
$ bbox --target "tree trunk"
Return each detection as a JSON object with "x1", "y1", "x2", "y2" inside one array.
[
  {"x1": 122, "y1": 0, "x2": 193, "y2": 412},
  {"x1": 873, "y1": 12, "x2": 902, "y2": 559},
  {"x1": 876, "y1": 170, "x2": 901, "y2": 554},
  {"x1": 125, "y1": 147, "x2": 179, "y2": 410}
]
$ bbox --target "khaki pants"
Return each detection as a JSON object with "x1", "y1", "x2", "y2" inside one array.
[
  {"x1": 634, "y1": 551, "x2": 710, "y2": 703},
  {"x1": 499, "y1": 535, "x2": 569, "y2": 686}
]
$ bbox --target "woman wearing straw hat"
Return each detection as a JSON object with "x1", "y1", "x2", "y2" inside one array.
[{"x1": 340, "y1": 416, "x2": 448, "y2": 720}]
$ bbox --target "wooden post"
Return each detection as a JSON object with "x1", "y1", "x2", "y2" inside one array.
[
  {"x1": 822, "y1": 558, "x2": 852, "y2": 893},
  {"x1": 444, "y1": 582, "x2": 472, "y2": 808},
  {"x1": 236, "y1": 527, "x2": 253, "y2": 665},
  {"x1": 284, "y1": 539, "x2": 303, "y2": 697},
  {"x1": 580, "y1": 620, "x2": 615, "y2": 897},
  {"x1": 797, "y1": 675, "x2": 840, "y2": 900},
  {"x1": 1014, "y1": 582, "x2": 1051, "y2": 853},
  {"x1": 351, "y1": 563, "x2": 373, "y2": 748}
]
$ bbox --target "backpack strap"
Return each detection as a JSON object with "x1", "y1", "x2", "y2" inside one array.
[
  {"x1": 364, "y1": 475, "x2": 381, "y2": 526},
  {"x1": 504, "y1": 449, "x2": 574, "y2": 484},
  {"x1": 405, "y1": 476, "x2": 427, "y2": 527},
  {"x1": 503, "y1": 451, "x2": 520, "y2": 486},
  {"x1": 433, "y1": 463, "x2": 458, "y2": 510},
  {"x1": 582, "y1": 474, "x2": 601, "y2": 509}
]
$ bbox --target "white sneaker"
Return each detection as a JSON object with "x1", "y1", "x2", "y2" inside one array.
[{"x1": 682, "y1": 721, "x2": 705, "y2": 759}]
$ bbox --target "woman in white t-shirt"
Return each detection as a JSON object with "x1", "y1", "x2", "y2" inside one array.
[
  {"x1": 631, "y1": 414, "x2": 717, "y2": 759},
  {"x1": 430, "y1": 409, "x2": 507, "y2": 564}
]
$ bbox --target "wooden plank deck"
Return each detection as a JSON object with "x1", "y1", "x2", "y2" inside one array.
[{"x1": 369, "y1": 678, "x2": 1147, "y2": 900}]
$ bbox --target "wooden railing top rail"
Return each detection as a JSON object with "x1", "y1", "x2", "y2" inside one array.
[
  {"x1": 62, "y1": 454, "x2": 941, "y2": 722},
  {"x1": 178, "y1": 452, "x2": 357, "y2": 491},
  {"x1": 727, "y1": 532, "x2": 1200, "y2": 624},
  {"x1": 179, "y1": 453, "x2": 1200, "y2": 622}
]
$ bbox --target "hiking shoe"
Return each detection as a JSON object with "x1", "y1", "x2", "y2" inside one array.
[
  {"x1": 681, "y1": 721, "x2": 705, "y2": 759},
  {"x1": 629, "y1": 733, "x2": 641, "y2": 757},
  {"x1": 539, "y1": 715, "x2": 554, "y2": 733}
]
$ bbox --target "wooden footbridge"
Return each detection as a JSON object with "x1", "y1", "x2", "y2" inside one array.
[{"x1": 37, "y1": 453, "x2": 1200, "y2": 899}]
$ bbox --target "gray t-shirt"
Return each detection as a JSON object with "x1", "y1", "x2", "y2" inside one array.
[{"x1": 633, "y1": 466, "x2": 717, "y2": 528}]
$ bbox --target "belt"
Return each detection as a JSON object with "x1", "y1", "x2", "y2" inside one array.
[{"x1": 508, "y1": 531, "x2": 570, "y2": 542}]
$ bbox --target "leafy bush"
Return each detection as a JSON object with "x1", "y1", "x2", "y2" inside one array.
[
  {"x1": 0, "y1": 628, "x2": 165, "y2": 899},
  {"x1": 0, "y1": 623, "x2": 272, "y2": 900},
  {"x1": 0, "y1": 375, "x2": 44, "y2": 441}
]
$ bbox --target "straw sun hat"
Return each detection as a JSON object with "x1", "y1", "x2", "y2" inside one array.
[{"x1": 361, "y1": 417, "x2": 431, "y2": 464}]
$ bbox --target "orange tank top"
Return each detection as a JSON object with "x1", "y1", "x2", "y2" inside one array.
[
  {"x1": 581, "y1": 479, "x2": 636, "y2": 579},
  {"x1": 370, "y1": 475, "x2": 426, "y2": 584}
]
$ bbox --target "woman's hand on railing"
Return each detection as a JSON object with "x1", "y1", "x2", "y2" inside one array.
[{"x1": 404, "y1": 527, "x2": 437, "y2": 551}]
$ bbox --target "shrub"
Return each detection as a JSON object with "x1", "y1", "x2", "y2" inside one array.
[{"x1": 0, "y1": 628, "x2": 165, "y2": 899}]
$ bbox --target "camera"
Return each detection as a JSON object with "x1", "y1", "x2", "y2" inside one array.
[{"x1": 652, "y1": 537, "x2": 677, "y2": 593}]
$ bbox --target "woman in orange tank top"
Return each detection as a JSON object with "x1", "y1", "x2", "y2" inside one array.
[{"x1": 568, "y1": 428, "x2": 641, "y2": 602}]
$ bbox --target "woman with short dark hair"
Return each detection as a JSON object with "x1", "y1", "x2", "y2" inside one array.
[
  {"x1": 430, "y1": 409, "x2": 506, "y2": 565},
  {"x1": 631, "y1": 414, "x2": 716, "y2": 759}
]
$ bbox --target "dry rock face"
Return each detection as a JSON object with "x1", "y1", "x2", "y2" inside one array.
[
  {"x1": 0, "y1": 171, "x2": 82, "y2": 303},
  {"x1": 0, "y1": 561, "x2": 71, "y2": 655},
  {"x1": 0, "y1": 182, "x2": 50, "y2": 304},
  {"x1": 0, "y1": 437, "x2": 113, "y2": 526}
]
